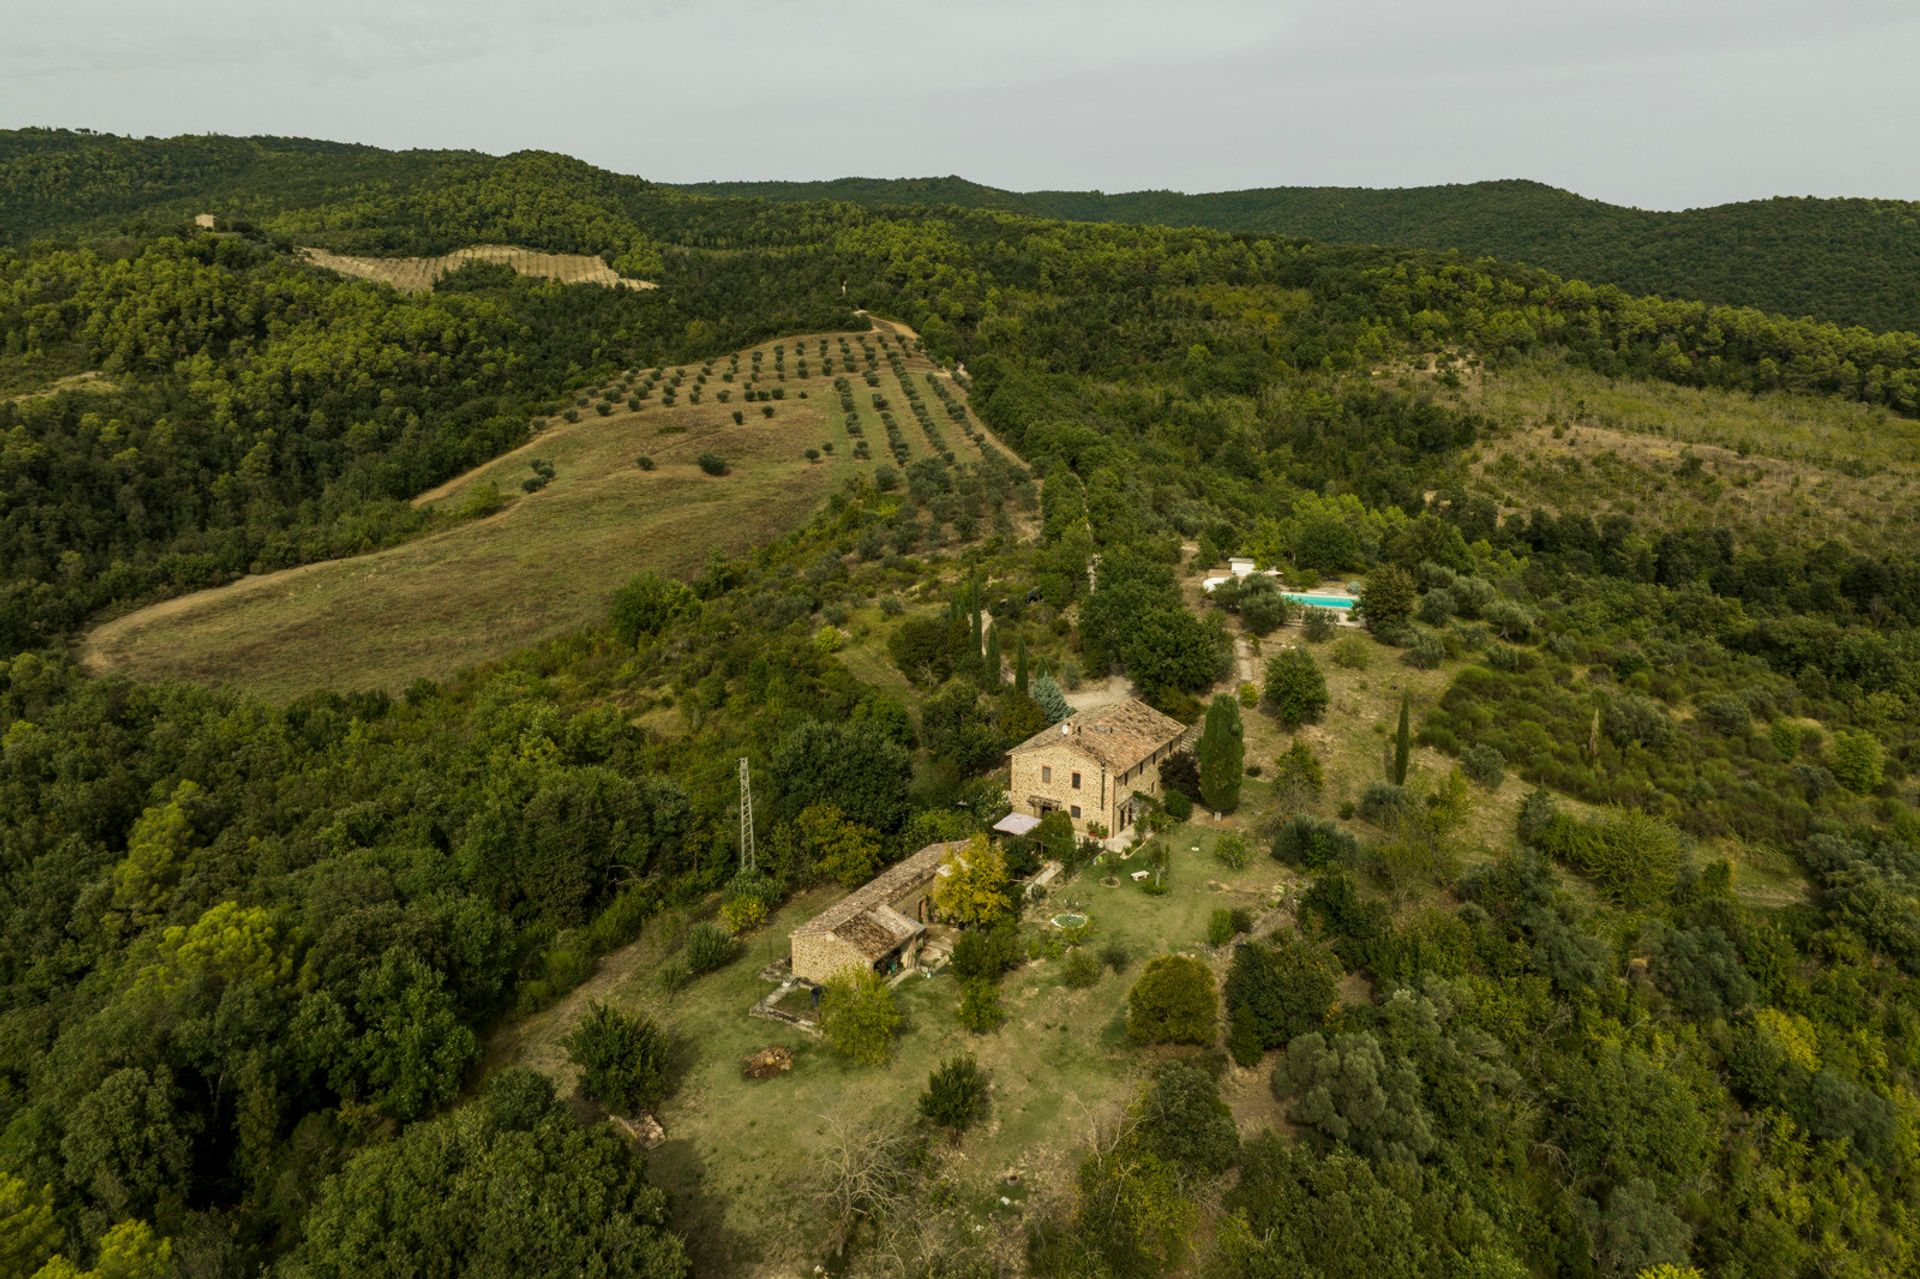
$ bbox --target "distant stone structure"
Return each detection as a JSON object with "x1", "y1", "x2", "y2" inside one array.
[
  {"x1": 193, "y1": 212, "x2": 217, "y2": 230},
  {"x1": 1007, "y1": 698, "x2": 1188, "y2": 837},
  {"x1": 788, "y1": 839, "x2": 969, "y2": 983}
]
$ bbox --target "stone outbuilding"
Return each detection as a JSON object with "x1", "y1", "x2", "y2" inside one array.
[
  {"x1": 788, "y1": 839, "x2": 969, "y2": 984},
  {"x1": 1006, "y1": 698, "x2": 1189, "y2": 837}
]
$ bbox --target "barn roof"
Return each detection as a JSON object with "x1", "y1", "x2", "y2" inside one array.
[
  {"x1": 1008, "y1": 698, "x2": 1188, "y2": 772},
  {"x1": 793, "y1": 839, "x2": 970, "y2": 959}
]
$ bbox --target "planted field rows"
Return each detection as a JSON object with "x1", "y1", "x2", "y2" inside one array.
[{"x1": 80, "y1": 328, "x2": 1008, "y2": 700}]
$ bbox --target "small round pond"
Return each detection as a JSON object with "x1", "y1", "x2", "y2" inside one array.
[{"x1": 1050, "y1": 912, "x2": 1089, "y2": 929}]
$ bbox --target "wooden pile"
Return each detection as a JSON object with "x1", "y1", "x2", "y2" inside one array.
[
  {"x1": 742, "y1": 1045, "x2": 795, "y2": 1080},
  {"x1": 609, "y1": 1111, "x2": 668, "y2": 1148}
]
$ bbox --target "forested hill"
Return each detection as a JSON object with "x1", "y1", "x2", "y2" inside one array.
[
  {"x1": 10, "y1": 125, "x2": 1920, "y2": 1279},
  {"x1": 680, "y1": 175, "x2": 1920, "y2": 333}
]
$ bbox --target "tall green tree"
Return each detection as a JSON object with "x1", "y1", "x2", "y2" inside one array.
[
  {"x1": 1388, "y1": 694, "x2": 1411, "y2": 785},
  {"x1": 289, "y1": 1071, "x2": 689, "y2": 1277},
  {"x1": 1014, "y1": 632, "x2": 1030, "y2": 694},
  {"x1": 1196, "y1": 695, "x2": 1244, "y2": 813},
  {"x1": 1263, "y1": 648, "x2": 1329, "y2": 727}
]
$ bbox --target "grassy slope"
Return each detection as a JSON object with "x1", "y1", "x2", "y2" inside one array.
[
  {"x1": 678, "y1": 176, "x2": 1920, "y2": 333},
  {"x1": 489, "y1": 618, "x2": 1806, "y2": 1275},
  {"x1": 1404, "y1": 355, "x2": 1920, "y2": 558},
  {"x1": 78, "y1": 329, "x2": 983, "y2": 700}
]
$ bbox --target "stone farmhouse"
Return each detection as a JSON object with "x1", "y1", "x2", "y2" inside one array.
[
  {"x1": 788, "y1": 839, "x2": 970, "y2": 984},
  {"x1": 1007, "y1": 698, "x2": 1189, "y2": 837}
]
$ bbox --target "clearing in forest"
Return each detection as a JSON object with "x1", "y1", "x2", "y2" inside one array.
[
  {"x1": 300, "y1": 243, "x2": 657, "y2": 292},
  {"x1": 1419, "y1": 355, "x2": 1920, "y2": 557},
  {"x1": 79, "y1": 328, "x2": 1010, "y2": 700}
]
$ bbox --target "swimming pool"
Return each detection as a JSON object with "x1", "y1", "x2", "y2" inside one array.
[{"x1": 1286, "y1": 593, "x2": 1357, "y2": 609}]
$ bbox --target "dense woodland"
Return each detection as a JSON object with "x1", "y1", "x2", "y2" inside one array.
[
  {"x1": 687, "y1": 173, "x2": 1920, "y2": 334},
  {"x1": 3, "y1": 130, "x2": 1920, "y2": 1278}
]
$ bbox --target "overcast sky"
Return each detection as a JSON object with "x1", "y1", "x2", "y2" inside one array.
[{"x1": 5, "y1": 0, "x2": 1918, "y2": 209}]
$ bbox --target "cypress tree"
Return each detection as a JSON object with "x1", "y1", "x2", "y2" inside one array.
[
  {"x1": 1196, "y1": 694, "x2": 1244, "y2": 814},
  {"x1": 1389, "y1": 693, "x2": 1411, "y2": 785},
  {"x1": 983, "y1": 624, "x2": 1002, "y2": 687},
  {"x1": 1014, "y1": 633, "x2": 1029, "y2": 694},
  {"x1": 968, "y1": 578, "x2": 983, "y2": 660}
]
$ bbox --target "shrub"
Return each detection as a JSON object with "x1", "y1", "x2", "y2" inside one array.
[
  {"x1": 634, "y1": 455, "x2": 654, "y2": 471},
  {"x1": 1485, "y1": 643, "x2": 1530, "y2": 672},
  {"x1": 1138, "y1": 1061, "x2": 1239, "y2": 1175},
  {"x1": 1529, "y1": 806, "x2": 1687, "y2": 907},
  {"x1": 1301, "y1": 607, "x2": 1338, "y2": 642},
  {"x1": 951, "y1": 920, "x2": 1021, "y2": 981},
  {"x1": 1225, "y1": 935, "x2": 1340, "y2": 1066},
  {"x1": 1769, "y1": 719, "x2": 1803, "y2": 761},
  {"x1": 609, "y1": 571, "x2": 695, "y2": 646},
  {"x1": 1238, "y1": 587, "x2": 1296, "y2": 636},
  {"x1": 1160, "y1": 749, "x2": 1202, "y2": 799},
  {"x1": 1830, "y1": 729, "x2": 1886, "y2": 793},
  {"x1": 1404, "y1": 632, "x2": 1445, "y2": 670},
  {"x1": 1207, "y1": 908, "x2": 1251, "y2": 947},
  {"x1": 683, "y1": 922, "x2": 738, "y2": 974},
  {"x1": 696, "y1": 453, "x2": 728, "y2": 476},
  {"x1": 455, "y1": 480, "x2": 504, "y2": 520},
  {"x1": 1100, "y1": 941, "x2": 1131, "y2": 972},
  {"x1": 1163, "y1": 790, "x2": 1193, "y2": 821},
  {"x1": 732, "y1": 409, "x2": 744, "y2": 424},
  {"x1": 1605, "y1": 693, "x2": 1673, "y2": 750},
  {"x1": 1272, "y1": 814, "x2": 1356, "y2": 869},
  {"x1": 1358, "y1": 782, "x2": 1411, "y2": 829},
  {"x1": 919, "y1": 1054, "x2": 989, "y2": 1133},
  {"x1": 1330, "y1": 635, "x2": 1371, "y2": 669},
  {"x1": 1214, "y1": 831, "x2": 1251, "y2": 870},
  {"x1": 1274, "y1": 1030, "x2": 1434, "y2": 1164},
  {"x1": 563, "y1": 1002, "x2": 669, "y2": 1115},
  {"x1": 804, "y1": 448, "x2": 820, "y2": 462},
  {"x1": 1263, "y1": 648, "x2": 1329, "y2": 727},
  {"x1": 1063, "y1": 948, "x2": 1102, "y2": 988},
  {"x1": 1484, "y1": 599, "x2": 1537, "y2": 643},
  {"x1": 1359, "y1": 565, "x2": 1417, "y2": 633},
  {"x1": 1127, "y1": 954, "x2": 1217, "y2": 1046},
  {"x1": 957, "y1": 977, "x2": 1005, "y2": 1033},
  {"x1": 654, "y1": 957, "x2": 690, "y2": 993},
  {"x1": 1271, "y1": 739, "x2": 1325, "y2": 809},
  {"x1": 1459, "y1": 743, "x2": 1505, "y2": 789},
  {"x1": 1417, "y1": 588, "x2": 1457, "y2": 627},
  {"x1": 761, "y1": 405, "x2": 775, "y2": 418},
  {"x1": 821, "y1": 969, "x2": 901, "y2": 1064}
]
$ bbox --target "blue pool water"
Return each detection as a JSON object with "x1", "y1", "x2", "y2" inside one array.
[{"x1": 1286, "y1": 593, "x2": 1356, "y2": 609}]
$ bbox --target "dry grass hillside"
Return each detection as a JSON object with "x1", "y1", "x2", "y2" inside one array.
[
  {"x1": 80, "y1": 328, "x2": 1007, "y2": 700},
  {"x1": 1419, "y1": 355, "x2": 1920, "y2": 556},
  {"x1": 300, "y1": 243, "x2": 656, "y2": 292}
]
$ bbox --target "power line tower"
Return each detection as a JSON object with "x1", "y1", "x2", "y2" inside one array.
[{"x1": 737, "y1": 756, "x2": 756, "y2": 875}]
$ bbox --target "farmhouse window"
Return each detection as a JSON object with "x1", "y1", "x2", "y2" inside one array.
[
  {"x1": 1041, "y1": 765, "x2": 1052, "y2": 783},
  {"x1": 1071, "y1": 771, "x2": 1081, "y2": 789},
  {"x1": 1070, "y1": 805, "x2": 1081, "y2": 819}
]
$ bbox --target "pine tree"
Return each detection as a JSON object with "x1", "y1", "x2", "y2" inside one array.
[
  {"x1": 1014, "y1": 633, "x2": 1029, "y2": 694},
  {"x1": 983, "y1": 624, "x2": 1002, "y2": 687},
  {"x1": 1196, "y1": 694, "x2": 1244, "y2": 813},
  {"x1": 1032, "y1": 666, "x2": 1070, "y2": 723}
]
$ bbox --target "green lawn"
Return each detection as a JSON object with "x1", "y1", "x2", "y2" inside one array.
[{"x1": 490, "y1": 824, "x2": 1297, "y2": 1277}]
